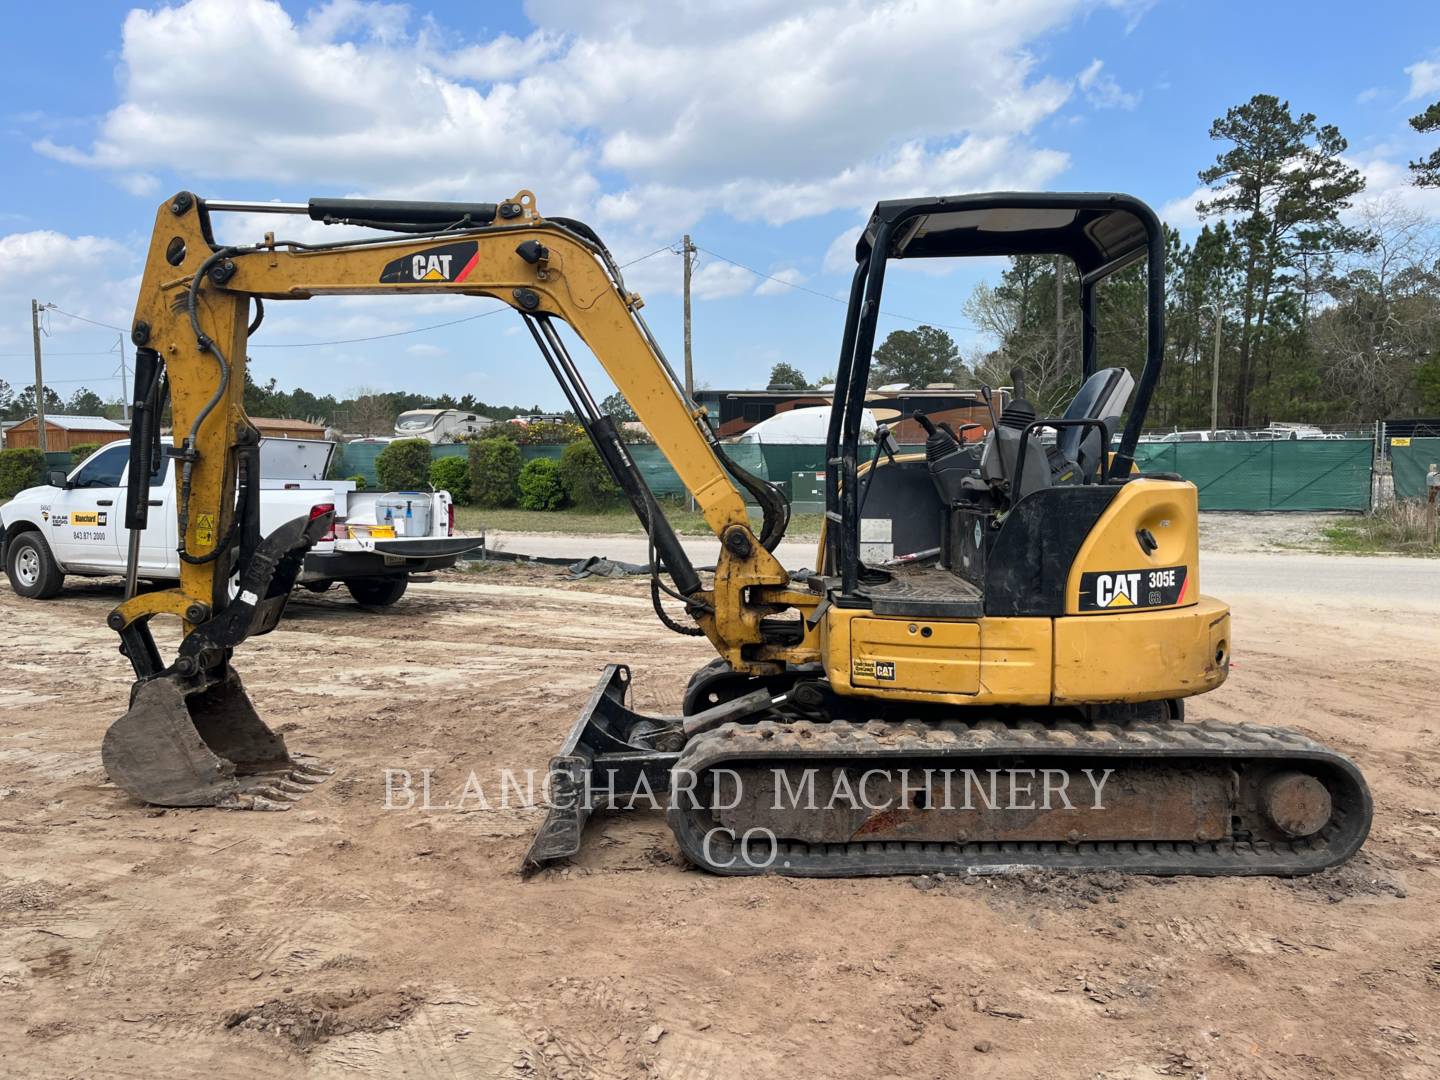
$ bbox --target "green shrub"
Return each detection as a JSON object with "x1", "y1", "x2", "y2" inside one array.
[
  {"x1": 0, "y1": 448, "x2": 48, "y2": 498},
  {"x1": 508, "y1": 419, "x2": 585, "y2": 445},
  {"x1": 375, "y1": 438, "x2": 432, "y2": 491},
  {"x1": 346, "y1": 474, "x2": 368, "y2": 491},
  {"x1": 429, "y1": 455, "x2": 471, "y2": 504},
  {"x1": 518, "y1": 457, "x2": 567, "y2": 510},
  {"x1": 69, "y1": 442, "x2": 101, "y2": 466},
  {"x1": 469, "y1": 436, "x2": 521, "y2": 507},
  {"x1": 559, "y1": 440, "x2": 620, "y2": 509}
]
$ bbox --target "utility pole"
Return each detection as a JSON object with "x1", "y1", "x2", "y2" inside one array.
[
  {"x1": 682, "y1": 234, "x2": 697, "y2": 511},
  {"x1": 1053, "y1": 255, "x2": 1064, "y2": 373},
  {"x1": 30, "y1": 299, "x2": 48, "y2": 453},
  {"x1": 116, "y1": 334, "x2": 131, "y2": 422},
  {"x1": 1210, "y1": 303, "x2": 1222, "y2": 438},
  {"x1": 682, "y1": 235, "x2": 696, "y2": 402}
]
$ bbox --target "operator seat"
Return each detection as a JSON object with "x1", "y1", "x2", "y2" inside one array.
[
  {"x1": 1058, "y1": 366, "x2": 1135, "y2": 479},
  {"x1": 978, "y1": 366, "x2": 1135, "y2": 501}
]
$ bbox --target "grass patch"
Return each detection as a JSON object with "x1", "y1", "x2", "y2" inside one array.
[
  {"x1": 454, "y1": 504, "x2": 824, "y2": 539},
  {"x1": 1320, "y1": 501, "x2": 1439, "y2": 556}
]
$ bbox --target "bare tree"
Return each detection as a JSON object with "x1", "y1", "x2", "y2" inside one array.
[{"x1": 1314, "y1": 198, "x2": 1440, "y2": 419}]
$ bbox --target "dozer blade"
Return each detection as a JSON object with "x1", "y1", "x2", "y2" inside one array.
[
  {"x1": 104, "y1": 510, "x2": 336, "y2": 810},
  {"x1": 102, "y1": 666, "x2": 331, "y2": 809},
  {"x1": 520, "y1": 665, "x2": 779, "y2": 875}
]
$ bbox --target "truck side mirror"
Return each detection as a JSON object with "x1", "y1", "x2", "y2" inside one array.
[{"x1": 47, "y1": 470, "x2": 69, "y2": 488}]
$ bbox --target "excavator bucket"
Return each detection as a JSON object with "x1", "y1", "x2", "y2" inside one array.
[
  {"x1": 104, "y1": 511, "x2": 335, "y2": 810},
  {"x1": 102, "y1": 666, "x2": 330, "y2": 809}
]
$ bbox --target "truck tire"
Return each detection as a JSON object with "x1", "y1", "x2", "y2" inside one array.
[
  {"x1": 344, "y1": 576, "x2": 408, "y2": 607},
  {"x1": 5, "y1": 530, "x2": 65, "y2": 599}
]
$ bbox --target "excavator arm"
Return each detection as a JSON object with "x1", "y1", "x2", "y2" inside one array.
[{"x1": 103, "y1": 190, "x2": 813, "y2": 809}]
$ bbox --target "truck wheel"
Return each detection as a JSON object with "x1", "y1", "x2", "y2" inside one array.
[
  {"x1": 344, "y1": 576, "x2": 408, "y2": 607},
  {"x1": 5, "y1": 531, "x2": 65, "y2": 599}
]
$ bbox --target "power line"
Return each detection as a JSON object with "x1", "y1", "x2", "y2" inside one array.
[
  {"x1": 44, "y1": 306, "x2": 127, "y2": 332},
  {"x1": 2, "y1": 376, "x2": 114, "y2": 385},
  {"x1": 620, "y1": 243, "x2": 681, "y2": 268},
  {"x1": 250, "y1": 306, "x2": 510, "y2": 348},
  {"x1": 693, "y1": 245, "x2": 978, "y2": 333}
]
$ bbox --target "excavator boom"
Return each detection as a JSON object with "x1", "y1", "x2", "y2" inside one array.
[{"x1": 106, "y1": 190, "x2": 800, "y2": 810}]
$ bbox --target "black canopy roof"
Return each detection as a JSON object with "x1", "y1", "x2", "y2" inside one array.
[{"x1": 857, "y1": 191, "x2": 1161, "y2": 278}]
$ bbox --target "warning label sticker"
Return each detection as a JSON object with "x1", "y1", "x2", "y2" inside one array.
[
  {"x1": 195, "y1": 512, "x2": 216, "y2": 547},
  {"x1": 852, "y1": 658, "x2": 896, "y2": 681}
]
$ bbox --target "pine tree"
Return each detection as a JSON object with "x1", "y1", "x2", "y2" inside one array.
[
  {"x1": 1409, "y1": 101, "x2": 1440, "y2": 187},
  {"x1": 1197, "y1": 95, "x2": 1367, "y2": 425}
]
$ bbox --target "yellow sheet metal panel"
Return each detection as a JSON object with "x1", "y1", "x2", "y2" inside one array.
[
  {"x1": 1065, "y1": 480, "x2": 1200, "y2": 616},
  {"x1": 821, "y1": 609, "x2": 1053, "y2": 706},
  {"x1": 1052, "y1": 595, "x2": 1230, "y2": 704},
  {"x1": 850, "y1": 616, "x2": 981, "y2": 693}
]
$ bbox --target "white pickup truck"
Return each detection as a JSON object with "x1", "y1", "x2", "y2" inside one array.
[{"x1": 1, "y1": 438, "x2": 482, "y2": 606}]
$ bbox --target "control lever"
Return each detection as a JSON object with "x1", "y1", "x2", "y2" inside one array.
[
  {"x1": 1009, "y1": 366, "x2": 1028, "y2": 403},
  {"x1": 874, "y1": 423, "x2": 899, "y2": 464}
]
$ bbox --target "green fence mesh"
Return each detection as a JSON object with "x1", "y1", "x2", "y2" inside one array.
[
  {"x1": 335, "y1": 438, "x2": 1375, "y2": 512},
  {"x1": 1132, "y1": 440, "x2": 1373, "y2": 511},
  {"x1": 1391, "y1": 438, "x2": 1440, "y2": 500}
]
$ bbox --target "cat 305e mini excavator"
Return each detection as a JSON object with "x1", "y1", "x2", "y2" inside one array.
[{"x1": 101, "y1": 188, "x2": 1370, "y2": 877}]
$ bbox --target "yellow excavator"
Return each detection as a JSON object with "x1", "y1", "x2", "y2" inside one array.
[{"x1": 101, "y1": 188, "x2": 1369, "y2": 876}]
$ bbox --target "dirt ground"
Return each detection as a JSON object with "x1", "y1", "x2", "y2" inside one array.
[
  {"x1": 1197, "y1": 512, "x2": 1342, "y2": 553},
  {"x1": 2, "y1": 561, "x2": 1438, "y2": 1079}
]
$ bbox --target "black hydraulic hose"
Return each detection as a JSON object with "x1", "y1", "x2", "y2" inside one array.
[
  {"x1": 247, "y1": 297, "x2": 264, "y2": 336},
  {"x1": 712, "y1": 440, "x2": 790, "y2": 552},
  {"x1": 648, "y1": 531, "x2": 707, "y2": 637},
  {"x1": 174, "y1": 246, "x2": 240, "y2": 557},
  {"x1": 178, "y1": 459, "x2": 250, "y2": 565}
]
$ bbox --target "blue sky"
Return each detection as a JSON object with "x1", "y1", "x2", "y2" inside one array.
[{"x1": 2, "y1": 0, "x2": 1438, "y2": 414}]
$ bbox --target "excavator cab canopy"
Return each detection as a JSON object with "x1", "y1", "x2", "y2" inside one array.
[
  {"x1": 858, "y1": 193, "x2": 1152, "y2": 276},
  {"x1": 825, "y1": 192, "x2": 1168, "y2": 596}
]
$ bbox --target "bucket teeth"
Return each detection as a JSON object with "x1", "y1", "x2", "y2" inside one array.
[{"x1": 217, "y1": 792, "x2": 292, "y2": 812}]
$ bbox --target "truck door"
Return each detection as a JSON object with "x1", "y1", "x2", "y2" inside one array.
[
  {"x1": 116, "y1": 451, "x2": 174, "y2": 572},
  {"x1": 53, "y1": 443, "x2": 128, "y2": 569}
]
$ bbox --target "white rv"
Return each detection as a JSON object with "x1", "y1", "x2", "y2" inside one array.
[{"x1": 393, "y1": 408, "x2": 494, "y2": 444}]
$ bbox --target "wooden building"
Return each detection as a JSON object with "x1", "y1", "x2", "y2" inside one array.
[{"x1": 3, "y1": 414, "x2": 128, "y2": 452}]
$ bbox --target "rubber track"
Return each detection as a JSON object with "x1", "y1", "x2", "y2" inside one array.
[{"x1": 666, "y1": 717, "x2": 1372, "y2": 877}]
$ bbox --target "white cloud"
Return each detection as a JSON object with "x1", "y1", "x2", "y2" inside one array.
[
  {"x1": 1077, "y1": 58, "x2": 1139, "y2": 110},
  {"x1": 301, "y1": 0, "x2": 409, "y2": 44},
  {"x1": 689, "y1": 260, "x2": 755, "y2": 300},
  {"x1": 1159, "y1": 184, "x2": 1209, "y2": 230},
  {"x1": 1404, "y1": 55, "x2": 1440, "y2": 101},
  {"x1": 823, "y1": 224, "x2": 866, "y2": 275},
  {"x1": 1355, "y1": 86, "x2": 1382, "y2": 105},
  {"x1": 755, "y1": 268, "x2": 806, "y2": 297},
  {"x1": 1347, "y1": 153, "x2": 1440, "y2": 220},
  {"x1": 37, "y1": 0, "x2": 1093, "y2": 234},
  {"x1": 0, "y1": 232, "x2": 136, "y2": 355},
  {"x1": 405, "y1": 342, "x2": 448, "y2": 357}
]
